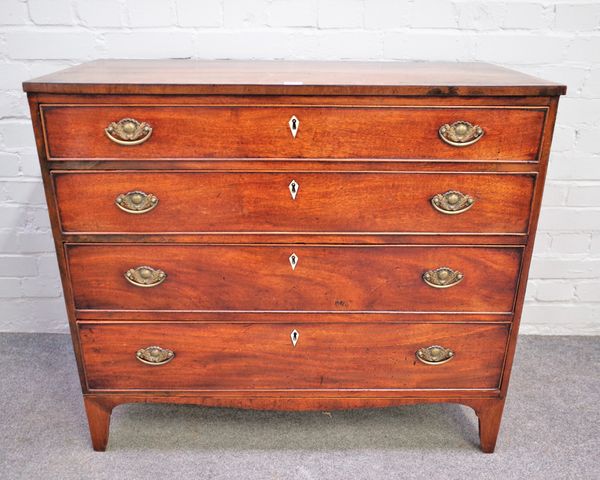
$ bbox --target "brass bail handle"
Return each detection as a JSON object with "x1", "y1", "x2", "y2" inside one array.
[
  {"x1": 423, "y1": 267, "x2": 463, "y2": 288},
  {"x1": 439, "y1": 121, "x2": 484, "y2": 147},
  {"x1": 136, "y1": 346, "x2": 175, "y2": 365},
  {"x1": 115, "y1": 191, "x2": 159, "y2": 214},
  {"x1": 431, "y1": 190, "x2": 474, "y2": 215},
  {"x1": 125, "y1": 266, "x2": 167, "y2": 288},
  {"x1": 416, "y1": 345, "x2": 454, "y2": 365},
  {"x1": 106, "y1": 118, "x2": 152, "y2": 146}
]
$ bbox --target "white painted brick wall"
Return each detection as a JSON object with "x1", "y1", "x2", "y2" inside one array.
[{"x1": 0, "y1": 0, "x2": 598, "y2": 334}]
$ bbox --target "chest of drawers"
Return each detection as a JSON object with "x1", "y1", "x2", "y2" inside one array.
[{"x1": 23, "y1": 60, "x2": 564, "y2": 452}]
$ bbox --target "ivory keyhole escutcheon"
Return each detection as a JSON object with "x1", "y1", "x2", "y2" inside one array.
[
  {"x1": 290, "y1": 329, "x2": 299, "y2": 347},
  {"x1": 289, "y1": 253, "x2": 298, "y2": 270},
  {"x1": 288, "y1": 179, "x2": 299, "y2": 200},
  {"x1": 288, "y1": 115, "x2": 299, "y2": 138}
]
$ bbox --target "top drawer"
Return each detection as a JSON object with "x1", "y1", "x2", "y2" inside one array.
[{"x1": 41, "y1": 105, "x2": 546, "y2": 161}]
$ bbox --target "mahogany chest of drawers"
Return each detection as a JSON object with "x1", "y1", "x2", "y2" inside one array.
[{"x1": 23, "y1": 60, "x2": 565, "y2": 452}]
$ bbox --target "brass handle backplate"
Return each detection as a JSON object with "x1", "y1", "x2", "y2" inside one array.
[
  {"x1": 431, "y1": 190, "x2": 474, "y2": 215},
  {"x1": 115, "y1": 191, "x2": 158, "y2": 214},
  {"x1": 136, "y1": 346, "x2": 174, "y2": 366},
  {"x1": 439, "y1": 121, "x2": 484, "y2": 147},
  {"x1": 416, "y1": 345, "x2": 454, "y2": 365},
  {"x1": 423, "y1": 267, "x2": 463, "y2": 288},
  {"x1": 106, "y1": 118, "x2": 152, "y2": 145},
  {"x1": 125, "y1": 266, "x2": 167, "y2": 288}
]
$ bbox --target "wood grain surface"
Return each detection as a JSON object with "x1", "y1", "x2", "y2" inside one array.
[
  {"x1": 79, "y1": 322, "x2": 509, "y2": 390},
  {"x1": 23, "y1": 59, "x2": 566, "y2": 96},
  {"x1": 53, "y1": 171, "x2": 535, "y2": 234},
  {"x1": 67, "y1": 244, "x2": 522, "y2": 313},
  {"x1": 42, "y1": 105, "x2": 545, "y2": 160}
]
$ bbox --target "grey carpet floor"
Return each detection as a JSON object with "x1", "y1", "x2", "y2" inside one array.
[{"x1": 0, "y1": 333, "x2": 598, "y2": 480}]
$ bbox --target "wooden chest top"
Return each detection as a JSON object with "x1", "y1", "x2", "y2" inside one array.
[{"x1": 23, "y1": 59, "x2": 565, "y2": 96}]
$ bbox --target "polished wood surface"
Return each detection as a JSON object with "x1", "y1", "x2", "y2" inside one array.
[
  {"x1": 53, "y1": 171, "x2": 535, "y2": 234},
  {"x1": 42, "y1": 105, "x2": 545, "y2": 160},
  {"x1": 23, "y1": 59, "x2": 566, "y2": 96},
  {"x1": 79, "y1": 322, "x2": 508, "y2": 390},
  {"x1": 83, "y1": 396, "x2": 113, "y2": 452},
  {"x1": 474, "y1": 397, "x2": 506, "y2": 453},
  {"x1": 24, "y1": 60, "x2": 564, "y2": 452},
  {"x1": 67, "y1": 244, "x2": 522, "y2": 313}
]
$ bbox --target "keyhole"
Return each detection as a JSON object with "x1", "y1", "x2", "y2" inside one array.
[
  {"x1": 289, "y1": 179, "x2": 299, "y2": 200},
  {"x1": 289, "y1": 116, "x2": 300, "y2": 139},
  {"x1": 289, "y1": 253, "x2": 298, "y2": 270},
  {"x1": 291, "y1": 329, "x2": 299, "y2": 347}
]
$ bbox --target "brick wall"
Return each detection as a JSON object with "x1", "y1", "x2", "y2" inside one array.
[{"x1": 0, "y1": 0, "x2": 598, "y2": 334}]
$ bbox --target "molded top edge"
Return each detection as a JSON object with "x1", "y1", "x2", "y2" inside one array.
[{"x1": 23, "y1": 59, "x2": 566, "y2": 96}]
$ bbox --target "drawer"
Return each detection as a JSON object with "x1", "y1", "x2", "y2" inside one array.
[
  {"x1": 67, "y1": 244, "x2": 522, "y2": 313},
  {"x1": 79, "y1": 322, "x2": 509, "y2": 390},
  {"x1": 42, "y1": 105, "x2": 545, "y2": 161},
  {"x1": 53, "y1": 172, "x2": 535, "y2": 235}
]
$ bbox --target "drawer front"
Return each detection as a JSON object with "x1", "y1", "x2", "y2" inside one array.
[
  {"x1": 54, "y1": 172, "x2": 535, "y2": 235},
  {"x1": 79, "y1": 322, "x2": 509, "y2": 390},
  {"x1": 67, "y1": 245, "x2": 521, "y2": 313},
  {"x1": 42, "y1": 105, "x2": 545, "y2": 161}
]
